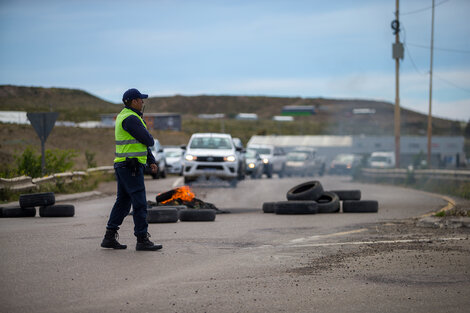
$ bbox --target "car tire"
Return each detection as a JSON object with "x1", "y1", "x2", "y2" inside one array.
[
  {"x1": 179, "y1": 209, "x2": 216, "y2": 222},
  {"x1": 343, "y1": 200, "x2": 379, "y2": 213},
  {"x1": 39, "y1": 204, "x2": 75, "y2": 217},
  {"x1": 278, "y1": 165, "x2": 285, "y2": 178},
  {"x1": 266, "y1": 165, "x2": 273, "y2": 179},
  {"x1": 329, "y1": 190, "x2": 361, "y2": 201},
  {"x1": 147, "y1": 207, "x2": 179, "y2": 223},
  {"x1": 262, "y1": 202, "x2": 276, "y2": 213},
  {"x1": 274, "y1": 201, "x2": 318, "y2": 215},
  {"x1": 160, "y1": 168, "x2": 166, "y2": 179},
  {"x1": 19, "y1": 192, "x2": 55, "y2": 208},
  {"x1": 229, "y1": 179, "x2": 238, "y2": 188},
  {"x1": 286, "y1": 181, "x2": 323, "y2": 201},
  {"x1": 2, "y1": 206, "x2": 36, "y2": 218},
  {"x1": 316, "y1": 192, "x2": 340, "y2": 213},
  {"x1": 184, "y1": 177, "x2": 193, "y2": 185}
]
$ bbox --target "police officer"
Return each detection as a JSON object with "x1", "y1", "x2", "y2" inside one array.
[{"x1": 101, "y1": 88, "x2": 162, "y2": 251}]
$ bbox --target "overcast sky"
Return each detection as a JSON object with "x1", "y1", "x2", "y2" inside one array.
[{"x1": 1, "y1": 0, "x2": 469, "y2": 121}]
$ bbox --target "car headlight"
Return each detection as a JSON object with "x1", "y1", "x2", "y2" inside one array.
[
  {"x1": 224, "y1": 155, "x2": 236, "y2": 162},
  {"x1": 262, "y1": 158, "x2": 269, "y2": 164},
  {"x1": 248, "y1": 163, "x2": 255, "y2": 169},
  {"x1": 185, "y1": 154, "x2": 197, "y2": 161}
]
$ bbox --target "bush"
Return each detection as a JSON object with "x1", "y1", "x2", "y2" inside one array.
[{"x1": 15, "y1": 146, "x2": 77, "y2": 178}]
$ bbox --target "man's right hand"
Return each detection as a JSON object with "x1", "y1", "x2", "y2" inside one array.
[{"x1": 150, "y1": 163, "x2": 158, "y2": 174}]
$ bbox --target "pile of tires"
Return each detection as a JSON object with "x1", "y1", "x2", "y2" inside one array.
[
  {"x1": 147, "y1": 205, "x2": 216, "y2": 223},
  {"x1": 262, "y1": 180, "x2": 378, "y2": 215},
  {"x1": 0, "y1": 192, "x2": 75, "y2": 218}
]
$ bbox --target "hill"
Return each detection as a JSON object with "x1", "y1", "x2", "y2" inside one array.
[{"x1": 0, "y1": 85, "x2": 121, "y2": 122}]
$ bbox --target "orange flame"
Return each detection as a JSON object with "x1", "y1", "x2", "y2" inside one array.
[{"x1": 161, "y1": 186, "x2": 195, "y2": 204}]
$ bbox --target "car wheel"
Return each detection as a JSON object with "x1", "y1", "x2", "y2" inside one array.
[
  {"x1": 278, "y1": 165, "x2": 285, "y2": 178},
  {"x1": 266, "y1": 166, "x2": 273, "y2": 179},
  {"x1": 147, "y1": 207, "x2": 179, "y2": 223},
  {"x1": 39, "y1": 204, "x2": 75, "y2": 217},
  {"x1": 329, "y1": 190, "x2": 361, "y2": 201},
  {"x1": 229, "y1": 179, "x2": 238, "y2": 188},
  {"x1": 286, "y1": 181, "x2": 323, "y2": 201},
  {"x1": 274, "y1": 201, "x2": 318, "y2": 214},
  {"x1": 262, "y1": 202, "x2": 276, "y2": 213},
  {"x1": 19, "y1": 192, "x2": 55, "y2": 208},
  {"x1": 179, "y1": 209, "x2": 216, "y2": 222},
  {"x1": 184, "y1": 177, "x2": 193, "y2": 185},
  {"x1": 316, "y1": 192, "x2": 340, "y2": 213},
  {"x1": 151, "y1": 173, "x2": 158, "y2": 179},
  {"x1": 343, "y1": 200, "x2": 379, "y2": 213},
  {"x1": 160, "y1": 169, "x2": 166, "y2": 179},
  {"x1": 2, "y1": 206, "x2": 36, "y2": 218}
]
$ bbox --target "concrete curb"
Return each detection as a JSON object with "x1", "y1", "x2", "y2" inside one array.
[{"x1": 416, "y1": 216, "x2": 470, "y2": 229}]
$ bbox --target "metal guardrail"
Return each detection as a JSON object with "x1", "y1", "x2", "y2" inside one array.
[
  {"x1": 361, "y1": 168, "x2": 470, "y2": 183},
  {"x1": 0, "y1": 166, "x2": 115, "y2": 192}
]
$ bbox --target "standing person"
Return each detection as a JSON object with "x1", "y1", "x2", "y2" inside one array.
[{"x1": 101, "y1": 88, "x2": 162, "y2": 251}]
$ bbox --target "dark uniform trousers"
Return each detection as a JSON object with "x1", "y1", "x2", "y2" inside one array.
[{"x1": 106, "y1": 166, "x2": 148, "y2": 236}]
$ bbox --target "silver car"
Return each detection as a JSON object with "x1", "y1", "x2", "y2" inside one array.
[
  {"x1": 163, "y1": 147, "x2": 184, "y2": 175},
  {"x1": 244, "y1": 149, "x2": 263, "y2": 179}
]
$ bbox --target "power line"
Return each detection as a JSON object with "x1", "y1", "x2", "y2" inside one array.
[
  {"x1": 407, "y1": 43, "x2": 470, "y2": 54},
  {"x1": 435, "y1": 75, "x2": 470, "y2": 94},
  {"x1": 401, "y1": 0, "x2": 450, "y2": 15}
]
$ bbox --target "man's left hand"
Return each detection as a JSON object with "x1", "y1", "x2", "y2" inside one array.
[{"x1": 150, "y1": 163, "x2": 158, "y2": 174}]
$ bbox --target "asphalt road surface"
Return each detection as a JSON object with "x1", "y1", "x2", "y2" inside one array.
[{"x1": 1, "y1": 175, "x2": 469, "y2": 313}]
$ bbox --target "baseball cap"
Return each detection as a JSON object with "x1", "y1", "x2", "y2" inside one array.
[{"x1": 122, "y1": 88, "x2": 148, "y2": 104}]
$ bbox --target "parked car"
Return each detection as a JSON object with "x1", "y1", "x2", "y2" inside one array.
[
  {"x1": 182, "y1": 133, "x2": 242, "y2": 187},
  {"x1": 291, "y1": 146, "x2": 325, "y2": 176},
  {"x1": 244, "y1": 149, "x2": 264, "y2": 179},
  {"x1": 145, "y1": 139, "x2": 167, "y2": 179},
  {"x1": 163, "y1": 147, "x2": 184, "y2": 175},
  {"x1": 232, "y1": 137, "x2": 246, "y2": 180},
  {"x1": 329, "y1": 153, "x2": 362, "y2": 175},
  {"x1": 285, "y1": 151, "x2": 316, "y2": 177},
  {"x1": 247, "y1": 144, "x2": 287, "y2": 178},
  {"x1": 369, "y1": 151, "x2": 395, "y2": 169}
]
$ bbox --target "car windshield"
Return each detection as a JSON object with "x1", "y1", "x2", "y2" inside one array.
[
  {"x1": 245, "y1": 150, "x2": 258, "y2": 158},
  {"x1": 164, "y1": 150, "x2": 182, "y2": 158},
  {"x1": 190, "y1": 137, "x2": 233, "y2": 149},
  {"x1": 370, "y1": 156, "x2": 391, "y2": 163},
  {"x1": 287, "y1": 152, "x2": 308, "y2": 161},
  {"x1": 336, "y1": 154, "x2": 355, "y2": 162},
  {"x1": 250, "y1": 147, "x2": 272, "y2": 155}
]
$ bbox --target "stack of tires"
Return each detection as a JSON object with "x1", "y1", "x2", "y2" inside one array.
[
  {"x1": 262, "y1": 181, "x2": 378, "y2": 214},
  {"x1": 0, "y1": 192, "x2": 75, "y2": 218},
  {"x1": 147, "y1": 205, "x2": 216, "y2": 223}
]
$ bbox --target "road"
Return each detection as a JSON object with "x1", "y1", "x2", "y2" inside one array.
[{"x1": 1, "y1": 175, "x2": 469, "y2": 313}]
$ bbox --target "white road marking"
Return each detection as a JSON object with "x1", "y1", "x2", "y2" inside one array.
[
  {"x1": 172, "y1": 177, "x2": 184, "y2": 188},
  {"x1": 287, "y1": 237, "x2": 466, "y2": 248},
  {"x1": 289, "y1": 228, "x2": 368, "y2": 244}
]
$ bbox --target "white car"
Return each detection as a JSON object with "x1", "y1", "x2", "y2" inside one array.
[
  {"x1": 247, "y1": 144, "x2": 287, "y2": 178},
  {"x1": 163, "y1": 147, "x2": 184, "y2": 175},
  {"x1": 182, "y1": 133, "x2": 241, "y2": 187}
]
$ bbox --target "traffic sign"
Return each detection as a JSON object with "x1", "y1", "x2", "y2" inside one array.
[{"x1": 27, "y1": 112, "x2": 59, "y2": 175}]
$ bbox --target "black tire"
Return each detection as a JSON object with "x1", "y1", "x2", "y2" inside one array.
[
  {"x1": 39, "y1": 204, "x2": 75, "y2": 217},
  {"x1": 147, "y1": 207, "x2": 179, "y2": 223},
  {"x1": 2, "y1": 206, "x2": 36, "y2": 218},
  {"x1": 343, "y1": 200, "x2": 379, "y2": 213},
  {"x1": 329, "y1": 190, "x2": 361, "y2": 201},
  {"x1": 179, "y1": 209, "x2": 216, "y2": 222},
  {"x1": 262, "y1": 202, "x2": 276, "y2": 213},
  {"x1": 316, "y1": 192, "x2": 340, "y2": 213},
  {"x1": 286, "y1": 181, "x2": 323, "y2": 201},
  {"x1": 160, "y1": 169, "x2": 166, "y2": 179},
  {"x1": 19, "y1": 192, "x2": 55, "y2": 208},
  {"x1": 184, "y1": 177, "x2": 193, "y2": 185},
  {"x1": 151, "y1": 173, "x2": 158, "y2": 179},
  {"x1": 266, "y1": 165, "x2": 273, "y2": 178},
  {"x1": 278, "y1": 165, "x2": 285, "y2": 178},
  {"x1": 274, "y1": 201, "x2": 318, "y2": 215}
]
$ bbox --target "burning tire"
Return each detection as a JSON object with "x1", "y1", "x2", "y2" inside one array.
[
  {"x1": 147, "y1": 207, "x2": 179, "y2": 223},
  {"x1": 39, "y1": 204, "x2": 75, "y2": 217},
  {"x1": 316, "y1": 192, "x2": 340, "y2": 213},
  {"x1": 179, "y1": 209, "x2": 216, "y2": 222},
  {"x1": 342, "y1": 200, "x2": 379, "y2": 213},
  {"x1": 19, "y1": 192, "x2": 55, "y2": 208},
  {"x1": 329, "y1": 190, "x2": 361, "y2": 201},
  {"x1": 286, "y1": 181, "x2": 323, "y2": 201},
  {"x1": 274, "y1": 201, "x2": 318, "y2": 215},
  {"x1": 262, "y1": 202, "x2": 276, "y2": 213},
  {"x1": 1, "y1": 206, "x2": 36, "y2": 218}
]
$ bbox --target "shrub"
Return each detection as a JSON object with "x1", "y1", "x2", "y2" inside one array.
[{"x1": 15, "y1": 146, "x2": 77, "y2": 178}]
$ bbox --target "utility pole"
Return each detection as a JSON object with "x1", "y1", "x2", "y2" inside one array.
[
  {"x1": 392, "y1": 0, "x2": 403, "y2": 168},
  {"x1": 427, "y1": 0, "x2": 435, "y2": 168}
]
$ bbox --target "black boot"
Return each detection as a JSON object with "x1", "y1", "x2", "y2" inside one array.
[
  {"x1": 136, "y1": 233, "x2": 162, "y2": 251},
  {"x1": 101, "y1": 229, "x2": 127, "y2": 249}
]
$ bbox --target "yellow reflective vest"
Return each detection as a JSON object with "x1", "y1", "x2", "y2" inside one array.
[{"x1": 114, "y1": 108, "x2": 148, "y2": 165}]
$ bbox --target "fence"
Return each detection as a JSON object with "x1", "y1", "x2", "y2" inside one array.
[
  {"x1": 0, "y1": 166, "x2": 114, "y2": 192},
  {"x1": 360, "y1": 168, "x2": 470, "y2": 185}
]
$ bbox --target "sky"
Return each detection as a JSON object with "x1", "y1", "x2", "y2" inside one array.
[{"x1": 1, "y1": 0, "x2": 469, "y2": 122}]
